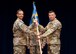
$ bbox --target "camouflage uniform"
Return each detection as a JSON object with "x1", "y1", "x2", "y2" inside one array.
[
  {"x1": 41, "y1": 18, "x2": 62, "y2": 54},
  {"x1": 13, "y1": 18, "x2": 33, "y2": 54},
  {"x1": 29, "y1": 23, "x2": 46, "y2": 54}
]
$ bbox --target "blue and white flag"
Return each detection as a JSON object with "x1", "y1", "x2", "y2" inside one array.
[{"x1": 29, "y1": 2, "x2": 39, "y2": 25}]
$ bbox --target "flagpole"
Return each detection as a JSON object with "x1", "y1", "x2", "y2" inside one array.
[
  {"x1": 37, "y1": 25, "x2": 42, "y2": 54},
  {"x1": 30, "y1": 1, "x2": 42, "y2": 54},
  {"x1": 33, "y1": 1, "x2": 42, "y2": 54}
]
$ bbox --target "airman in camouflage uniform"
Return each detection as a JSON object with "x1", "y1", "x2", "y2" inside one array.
[
  {"x1": 39, "y1": 11, "x2": 62, "y2": 54},
  {"x1": 28, "y1": 19, "x2": 46, "y2": 54},
  {"x1": 13, "y1": 9, "x2": 35, "y2": 54}
]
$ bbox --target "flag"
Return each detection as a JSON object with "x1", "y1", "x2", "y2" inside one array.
[{"x1": 29, "y1": 2, "x2": 39, "y2": 25}]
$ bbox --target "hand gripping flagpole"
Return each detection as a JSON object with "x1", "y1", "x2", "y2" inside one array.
[{"x1": 37, "y1": 24, "x2": 42, "y2": 54}]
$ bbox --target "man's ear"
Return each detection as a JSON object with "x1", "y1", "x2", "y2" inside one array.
[
  {"x1": 55, "y1": 14, "x2": 56, "y2": 17},
  {"x1": 16, "y1": 14, "x2": 18, "y2": 17}
]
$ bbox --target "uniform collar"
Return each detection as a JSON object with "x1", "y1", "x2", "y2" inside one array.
[
  {"x1": 49, "y1": 18, "x2": 57, "y2": 24},
  {"x1": 50, "y1": 18, "x2": 56, "y2": 22},
  {"x1": 17, "y1": 18, "x2": 23, "y2": 21}
]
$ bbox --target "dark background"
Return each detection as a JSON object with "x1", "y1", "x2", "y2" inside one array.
[{"x1": 0, "y1": 0, "x2": 76, "y2": 54}]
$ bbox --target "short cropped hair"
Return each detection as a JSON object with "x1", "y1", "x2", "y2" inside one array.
[
  {"x1": 49, "y1": 10, "x2": 56, "y2": 14},
  {"x1": 16, "y1": 9, "x2": 23, "y2": 14}
]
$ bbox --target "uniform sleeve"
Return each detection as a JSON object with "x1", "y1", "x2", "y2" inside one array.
[
  {"x1": 28, "y1": 23, "x2": 34, "y2": 30},
  {"x1": 39, "y1": 25, "x2": 44, "y2": 29},
  {"x1": 41, "y1": 22, "x2": 59, "y2": 37},
  {"x1": 18, "y1": 21, "x2": 32, "y2": 33},
  {"x1": 39, "y1": 25, "x2": 45, "y2": 33}
]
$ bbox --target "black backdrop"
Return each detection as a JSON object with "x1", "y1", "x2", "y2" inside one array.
[{"x1": 0, "y1": 0, "x2": 76, "y2": 54}]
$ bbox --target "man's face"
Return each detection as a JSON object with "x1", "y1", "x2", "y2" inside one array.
[
  {"x1": 33, "y1": 19, "x2": 38, "y2": 27},
  {"x1": 17, "y1": 11, "x2": 24, "y2": 20},
  {"x1": 48, "y1": 12, "x2": 56, "y2": 21}
]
